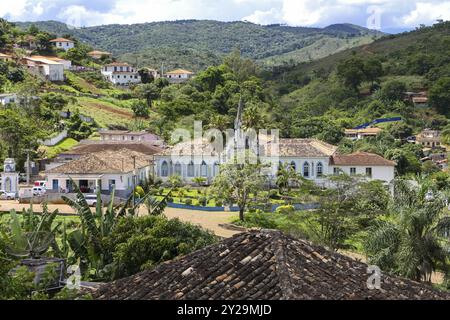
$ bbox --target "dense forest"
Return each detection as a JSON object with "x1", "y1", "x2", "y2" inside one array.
[{"x1": 15, "y1": 20, "x2": 382, "y2": 71}]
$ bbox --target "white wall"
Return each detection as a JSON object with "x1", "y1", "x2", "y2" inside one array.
[
  {"x1": 55, "y1": 42, "x2": 74, "y2": 51},
  {"x1": 329, "y1": 165, "x2": 395, "y2": 184}
]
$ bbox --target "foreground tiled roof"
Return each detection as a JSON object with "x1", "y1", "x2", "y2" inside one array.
[
  {"x1": 93, "y1": 230, "x2": 449, "y2": 300},
  {"x1": 331, "y1": 152, "x2": 396, "y2": 166},
  {"x1": 60, "y1": 142, "x2": 162, "y2": 156},
  {"x1": 46, "y1": 149, "x2": 152, "y2": 174}
]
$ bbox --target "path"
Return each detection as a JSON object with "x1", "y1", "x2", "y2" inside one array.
[{"x1": 0, "y1": 201, "x2": 240, "y2": 238}]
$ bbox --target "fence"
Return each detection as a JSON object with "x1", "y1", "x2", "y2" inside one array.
[{"x1": 40, "y1": 130, "x2": 68, "y2": 146}]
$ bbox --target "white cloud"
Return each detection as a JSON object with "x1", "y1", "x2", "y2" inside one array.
[
  {"x1": 400, "y1": 1, "x2": 450, "y2": 26},
  {"x1": 1, "y1": 0, "x2": 449, "y2": 32}
]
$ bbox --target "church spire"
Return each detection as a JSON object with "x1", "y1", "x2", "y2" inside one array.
[{"x1": 235, "y1": 96, "x2": 243, "y2": 131}]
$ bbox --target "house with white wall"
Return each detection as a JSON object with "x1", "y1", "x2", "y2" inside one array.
[
  {"x1": 0, "y1": 93, "x2": 18, "y2": 106},
  {"x1": 101, "y1": 62, "x2": 141, "y2": 85},
  {"x1": 50, "y1": 38, "x2": 75, "y2": 51},
  {"x1": 0, "y1": 53, "x2": 12, "y2": 62},
  {"x1": 30, "y1": 56, "x2": 72, "y2": 70},
  {"x1": 154, "y1": 138, "x2": 396, "y2": 186},
  {"x1": 45, "y1": 149, "x2": 153, "y2": 198},
  {"x1": 22, "y1": 56, "x2": 64, "y2": 82},
  {"x1": 98, "y1": 130, "x2": 165, "y2": 146},
  {"x1": 88, "y1": 50, "x2": 112, "y2": 60},
  {"x1": 165, "y1": 69, "x2": 194, "y2": 83}
]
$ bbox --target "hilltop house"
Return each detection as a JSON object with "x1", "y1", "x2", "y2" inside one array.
[
  {"x1": 0, "y1": 53, "x2": 12, "y2": 62},
  {"x1": 88, "y1": 50, "x2": 112, "y2": 60},
  {"x1": 45, "y1": 149, "x2": 153, "y2": 198},
  {"x1": 22, "y1": 56, "x2": 64, "y2": 82},
  {"x1": 98, "y1": 130, "x2": 165, "y2": 146},
  {"x1": 154, "y1": 138, "x2": 396, "y2": 186},
  {"x1": 50, "y1": 38, "x2": 75, "y2": 51},
  {"x1": 165, "y1": 69, "x2": 194, "y2": 83},
  {"x1": 417, "y1": 129, "x2": 441, "y2": 148},
  {"x1": 29, "y1": 55, "x2": 72, "y2": 70},
  {"x1": 0, "y1": 93, "x2": 18, "y2": 106},
  {"x1": 101, "y1": 62, "x2": 141, "y2": 85},
  {"x1": 344, "y1": 127, "x2": 382, "y2": 140}
]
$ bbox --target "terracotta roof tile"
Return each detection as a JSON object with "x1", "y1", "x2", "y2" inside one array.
[
  {"x1": 47, "y1": 149, "x2": 152, "y2": 174},
  {"x1": 93, "y1": 230, "x2": 450, "y2": 300},
  {"x1": 331, "y1": 152, "x2": 395, "y2": 166}
]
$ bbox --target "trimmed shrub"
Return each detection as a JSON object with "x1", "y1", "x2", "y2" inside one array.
[
  {"x1": 198, "y1": 196, "x2": 207, "y2": 206},
  {"x1": 184, "y1": 198, "x2": 193, "y2": 206},
  {"x1": 275, "y1": 205, "x2": 295, "y2": 215}
]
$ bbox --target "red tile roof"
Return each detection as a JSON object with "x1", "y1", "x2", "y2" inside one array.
[
  {"x1": 50, "y1": 38, "x2": 74, "y2": 43},
  {"x1": 331, "y1": 152, "x2": 395, "y2": 166}
]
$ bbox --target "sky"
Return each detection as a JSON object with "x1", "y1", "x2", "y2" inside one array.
[{"x1": 0, "y1": 0, "x2": 449, "y2": 33}]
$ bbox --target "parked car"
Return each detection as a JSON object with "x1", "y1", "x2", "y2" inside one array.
[
  {"x1": 82, "y1": 194, "x2": 98, "y2": 207},
  {"x1": 32, "y1": 186, "x2": 46, "y2": 197},
  {"x1": 0, "y1": 190, "x2": 16, "y2": 200}
]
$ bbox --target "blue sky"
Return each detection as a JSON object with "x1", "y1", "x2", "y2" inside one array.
[{"x1": 1, "y1": 0, "x2": 449, "y2": 33}]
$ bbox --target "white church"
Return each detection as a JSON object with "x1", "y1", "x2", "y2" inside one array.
[{"x1": 154, "y1": 101, "x2": 396, "y2": 186}]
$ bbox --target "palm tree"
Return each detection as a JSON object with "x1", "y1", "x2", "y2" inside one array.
[{"x1": 364, "y1": 178, "x2": 450, "y2": 282}]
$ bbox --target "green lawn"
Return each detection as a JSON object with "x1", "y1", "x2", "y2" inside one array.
[{"x1": 40, "y1": 138, "x2": 79, "y2": 159}]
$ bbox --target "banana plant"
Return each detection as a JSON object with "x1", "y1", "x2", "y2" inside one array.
[
  {"x1": 3, "y1": 204, "x2": 60, "y2": 260},
  {"x1": 61, "y1": 179, "x2": 169, "y2": 280}
]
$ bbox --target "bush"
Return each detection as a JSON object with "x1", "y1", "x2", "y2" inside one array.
[
  {"x1": 234, "y1": 211, "x2": 277, "y2": 229},
  {"x1": 105, "y1": 215, "x2": 218, "y2": 279},
  {"x1": 166, "y1": 196, "x2": 174, "y2": 203},
  {"x1": 198, "y1": 196, "x2": 207, "y2": 207},
  {"x1": 275, "y1": 205, "x2": 295, "y2": 215},
  {"x1": 215, "y1": 199, "x2": 223, "y2": 207},
  {"x1": 269, "y1": 190, "x2": 280, "y2": 199},
  {"x1": 184, "y1": 198, "x2": 193, "y2": 206}
]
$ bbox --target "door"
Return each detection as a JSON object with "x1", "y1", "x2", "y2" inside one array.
[{"x1": 52, "y1": 179, "x2": 59, "y2": 191}]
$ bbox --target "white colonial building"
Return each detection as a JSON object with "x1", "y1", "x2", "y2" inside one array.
[
  {"x1": 165, "y1": 69, "x2": 194, "y2": 84},
  {"x1": 154, "y1": 137, "x2": 396, "y2": 187},
  {"x1": 45, "y1": 149, "x2": 153, "y2": 198},
  {"x1": 50, "y1": 38, "x2": 75, "y2": 51},
  {"x1": 30, "y1": 55, "x2": 72, "y2": 70},
  {"x1": 101, "y1": 62, "x2": 141, "y2": 85},
  {"x1": 22, "y1": 56, "x2": 65, "y2": 82}
]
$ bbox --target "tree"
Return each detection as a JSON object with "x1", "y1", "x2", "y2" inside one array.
[
  {"x1": 134, "y1": 83, "x2": 161, "y2": 108},
  {"x1": 223, "y1": 49, "x2": 257, "y2": 84},
  {"x1": 429, "y1": 77, "x2": 450, "y2": 115},
  {"x1": 306, "y1": 174, "x2": 361, "y2": 251},
  {"x1": 336, "y1": 56, "x2": 365, "y2": 91},
  {"x1": 276, "y1": 163, "x2": 302, "y2": 195},
  {"x1": 364, "y1": 179, "x2": 450, "y2": 282},
  {"x1": 131, "y1": 100, "x2": 150, "y2": 118},
  {"x1": 212, "y1": 163, "x2": 267, "y2": 221},
  {"x1": 380, "y1": 80, "x2": 407, "y2": 102},
  {"x1": 192, "y1": 177, "x2": 207, "y2": 187},
  {"x1": 364, "y1": 58, "x2": 383, "y2": 91}
]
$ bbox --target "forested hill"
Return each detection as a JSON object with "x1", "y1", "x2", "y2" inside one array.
[
  {"x1": 16, "y1": 20, "x2": 383, "y2": 71},
  {"x1": 267, "y1": 21, "x2": 450, "y2": 95}
]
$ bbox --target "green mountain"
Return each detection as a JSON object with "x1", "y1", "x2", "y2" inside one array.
[{"x1": 15, "y1": 20, "x2": 383, "y2": 71}]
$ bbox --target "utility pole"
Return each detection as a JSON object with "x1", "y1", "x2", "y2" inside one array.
[
  {"x1": 132, "y1": 155, "x2": 136, "y2": 206},
  {"x1": 24, "y1": 149, "x2": 32, "y2": 186}
]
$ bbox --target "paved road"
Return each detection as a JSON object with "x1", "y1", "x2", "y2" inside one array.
[{"x1": 0, "y1": 200, "x2": 240, "y2": 238}]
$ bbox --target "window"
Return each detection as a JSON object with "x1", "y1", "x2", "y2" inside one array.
[
  {"x1": 366, "y1": 168, "x2": 373, "y2": 178},
  {"x1": 175, "y1": 163, "x2": 182, "y2": 176},
  {"x1": 290, "y1": 161, "x2": 296, "y2": 171},
  {"x1": 303, "y1": 162, "x2": 310, "y2": 178},
  {"x1": 187, "y1": 162, "x2": 195, "y2": 177},
  {"x1": 201, "y1": 161, "x2": 208, "y2": 177},
  {"x1": 317, "y1": 162, "x2": 323, "y2": 177},
  {"x1": 350, "y1": 168, "x2": 357, "y2": 176},
  {"x1": 161, "y1": 161, "x2": 169, "y2": 177},
  {"x1": 333, "y1": 167, "x2": 340, "y2": 175},
  {"x1": 213, "y1": 162, "x2": 220, "y2": 176}
]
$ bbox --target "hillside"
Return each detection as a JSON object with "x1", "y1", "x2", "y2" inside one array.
[
  {"x1": 15, "y1": 20, "x2": 383, "y2": 71},
  {"x1": 267, "y1": 22, "x2": 450, "y2": 95}
]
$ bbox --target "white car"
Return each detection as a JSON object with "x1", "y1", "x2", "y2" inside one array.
[
  {"x1": 84, "y1": 194, "x2": 98, "y2": 207},
  {"x1": 0, "y1": 190, "x2": 16, "y2": 200},
  {"x1": 32, "y1": 186, "x2": 46, "y2": 197}
]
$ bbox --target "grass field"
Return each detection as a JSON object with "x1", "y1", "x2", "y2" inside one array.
[{"x1": 40, "y1": 138, "x2": 79, "y2": 159}]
